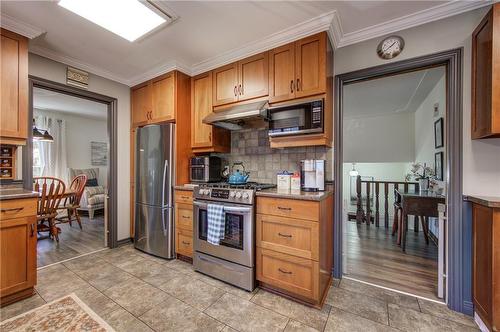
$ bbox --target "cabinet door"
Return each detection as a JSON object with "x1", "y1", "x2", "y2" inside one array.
[
  {"x1": 152, "y1": 73, "x2": 175, "y2": 122},
  {"x1": 269, "y1": 43, "x2": 295, "y2": 103},
  {"x1": 131, "y1": 84, "x2": 151, "y2": 127},
  {"x1": 0, "y1": 216, "x2": 37, "y2": 297},
  {"x1": 191, "y1": 72, "x2": 213, "y2": 148},
  {"x1": 295, "y1": 33, "x2": 326, "y2": 99},
  {"x1": 213, "y1": 63, "x2": 238, "y2": 106},
  {"x1": 238, "y1": 52, "x2": 269, "y2": 102},
  {"x1": 473, "y1": 204, "x2": 493, "y2": 326},
  {"x1": 0, "y1": 31, "x2": 28, "y2": 141}
]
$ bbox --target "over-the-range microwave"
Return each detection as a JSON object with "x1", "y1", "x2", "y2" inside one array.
[{"x1": 267, "y1": 99, "x2": 324, "y2": 137}]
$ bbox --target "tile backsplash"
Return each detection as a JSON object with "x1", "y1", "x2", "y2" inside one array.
[{"x1": 213, "y1": 129, "x2": 333, "y2": 184}]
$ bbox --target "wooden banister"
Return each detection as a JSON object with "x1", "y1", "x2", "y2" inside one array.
[{"x1": 354, "y1": 176, "x2": 418, "y2": 228}]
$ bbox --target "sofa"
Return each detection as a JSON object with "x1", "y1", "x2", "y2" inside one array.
[{"x1": 69, "y1": 168, "x2": 105, "y2": 219}]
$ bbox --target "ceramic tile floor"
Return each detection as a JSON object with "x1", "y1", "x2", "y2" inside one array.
[{"x1": 1, "y1": 244, "x2": 479, "y2": 331}]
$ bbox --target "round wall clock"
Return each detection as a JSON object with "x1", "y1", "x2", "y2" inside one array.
[{"x1": 377, "y1": 35, "x2": 405, "y2": 60}]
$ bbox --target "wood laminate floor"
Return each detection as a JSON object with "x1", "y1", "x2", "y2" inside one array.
[
  {"x1": 37, "y1": 214, "x2": 106, "y2": 267},
  {"x1": 345, "y1": 221, "x2": 439, "y2": 301}
]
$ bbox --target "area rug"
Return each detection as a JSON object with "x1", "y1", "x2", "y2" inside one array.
[{"x1": 0, "y1": 293, "x2": 115, "y2": 332}]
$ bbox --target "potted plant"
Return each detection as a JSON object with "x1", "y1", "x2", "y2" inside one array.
[{"x1": 405, "y1": 163, "x2": 435, "y2": 192}]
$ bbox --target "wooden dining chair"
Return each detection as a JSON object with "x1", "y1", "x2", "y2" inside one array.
[
  {"x1": 57, "y1": 174, "x2": 87, "y2": 229},
  {"x1": 34, "y1": 176, "x2": 66, "y2": 242}
]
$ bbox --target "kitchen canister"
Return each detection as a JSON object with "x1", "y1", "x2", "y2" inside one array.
[
  {"x1": 277, "y1": 171, "x2": 292, "y2": 191},
  {"x1": 291, "y1": 172, "x2": 301, "y2": 191}
]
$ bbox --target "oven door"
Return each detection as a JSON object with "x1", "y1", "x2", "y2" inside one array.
[{"x1": 193, "y1": 200, "x2": 254, "y2": 267}]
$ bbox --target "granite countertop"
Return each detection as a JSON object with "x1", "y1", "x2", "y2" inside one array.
[
  {"x1": 0, "y1": 188, "x2": 39, "y2": 201},
  {"x1": 465, "y1": 195, "x2": 500, "y2": 208},
  {"x1": 256, "y1": 187, "x2": 333, "y2": 202}
]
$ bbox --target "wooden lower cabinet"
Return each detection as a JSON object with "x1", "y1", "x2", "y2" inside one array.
[
  {"x1": 0, "y1": 197, "x2": 37, "y2": 306},
  {"x1": 174, "y1": 189, "x2": 193, "y2": 259},
  {"x1": 472, "y1": 201, "x2": 500, "y2": 331},
  {"x1": 256, "y1": 195, "x2": 333, "y2": 307},
  {"x1": 257, "y1": 248, "x2": 319, "y2": 301}
]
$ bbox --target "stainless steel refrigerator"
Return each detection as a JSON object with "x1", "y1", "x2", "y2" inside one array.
[{"x1": 134, "y1": 124, "x2": 175, "y2": 259}]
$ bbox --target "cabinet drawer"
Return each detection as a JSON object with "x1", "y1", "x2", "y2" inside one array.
[
  {"x1": 175, "y1": 190, "x2": 193, "y2": 204},
  {"x1": 176, "y1": 203, "x2": 193, "y2": 231},
  {"x1": 256, "y1": 214, "x2": 318, "y2": 260},
  {"x1": 257, "y1": 248, "x2": 318, "y2": 301},
  {"x1": 257, "y1": 197, "x2": 319, "y2": 221},
  {"x1": 0, "y1": 198, "x2": 37, "y2": 221},
  {"x1": 176, "y1": 229, "x2": 193, "y2": 257}
]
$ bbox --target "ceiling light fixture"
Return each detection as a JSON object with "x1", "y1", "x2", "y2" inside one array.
[
  {"x1": 349, "y1": 163, "x2": 359, "y2": 177},
  {"x1": 58, "y1": 0, "x2": 168, "y2": 42}
]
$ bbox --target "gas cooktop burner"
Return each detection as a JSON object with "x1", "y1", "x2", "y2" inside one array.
[{"x1": 199, "y1": 182, "x2": 276, "y2": 191}]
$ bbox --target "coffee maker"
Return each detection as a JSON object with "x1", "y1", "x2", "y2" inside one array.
[{"x1": 300, "y1": 160, "x2": 325, "y2": 192}]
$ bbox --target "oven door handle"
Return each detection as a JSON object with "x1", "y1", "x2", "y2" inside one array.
[{"x1": 193, "y1": 201, "x2": 252, "y2": 213}]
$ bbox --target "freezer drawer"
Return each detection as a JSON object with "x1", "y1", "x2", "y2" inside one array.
[{"x1": 134, "y1": 203, "x2": 174, "y2": 259}]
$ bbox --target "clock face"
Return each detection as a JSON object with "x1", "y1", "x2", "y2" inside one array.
[{"x1": 377, "y1": 36, "x2": 405, "y2": 60}]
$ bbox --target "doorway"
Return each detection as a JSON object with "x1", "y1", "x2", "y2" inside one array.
[
  {"x1": 341, "y1": 66, "x2": 446, "y2": 301},
  {"x1": 334, "y1": 49, "x2": 465, "y2": 312},
  {"x1": 25, "y1": 76, "x2": 118, "y2": 267}
]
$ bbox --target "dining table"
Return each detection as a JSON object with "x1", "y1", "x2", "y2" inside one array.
[{"x1": 394, "y1": 188, "x2": 445, "y2": 251}]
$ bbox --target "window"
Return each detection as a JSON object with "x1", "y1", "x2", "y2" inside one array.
[{"x1": 33, "y1": 141, "x2": 43, "y2": 177}]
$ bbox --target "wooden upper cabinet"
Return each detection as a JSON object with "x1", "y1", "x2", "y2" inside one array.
[
  {"x1": 152, "y1": 73, "x2": 175, "y2": 122},
  {"x1": 213, "y1": 63, "x2": 239, "y2": 106},
  {"x1": 192, "y1": 72, "x2": 230, "y2": 153},
  {"x1": 295, "y1": 33, "x2": 326, "y2": 99},
  {"x1": 0, "y1": 29, "x2": 28, "y2": 144},
  {"x1": 192, "y1": 72, "x2": 213, "y2": 148},
  {"x1": 269, "y1": 43, "x2": 295, "y2": 103},
  {"x1": 131, "y1": 83, "x2": 151, "y2": 127},
  {"x1": 268, "y1": 32, "x2": 327, "y2": 104},
  {"x1": 213, "y1": 52, "x2": 269, "y2": 107},
  {"x1": 472, "y1": 3, "x2": 500, "y2": 139},
  {"x1": 238, "y1": 52, "x2": 269, "y2": 102}
]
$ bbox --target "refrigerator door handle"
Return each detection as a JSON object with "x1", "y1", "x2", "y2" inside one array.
[
  {"x1": 161, "y1": 208, "x2": 167, "y2": 236},
  {"x1": 162, "y1": 159, "x2": 168, "y2": 207}
]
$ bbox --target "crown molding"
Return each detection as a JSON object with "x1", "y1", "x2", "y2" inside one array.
[
  {"x1": 190, "y1": 11, "x2": 336, "y2": 76},
  {"x1": 336, "y1": 0, "x2": 495, "y2": 48},
  {"x1": 0, "y1": 13, "x2": 45, "y2": 39},
  {"x1": 15, "y1": 1, "x2": 494, "y2": 87},
  {"x1": 128, "y1": 60, "x2": 192, "y2": 87},
  {"x1": 29, "y1": 45, "x2": 131, "y2": 86}
]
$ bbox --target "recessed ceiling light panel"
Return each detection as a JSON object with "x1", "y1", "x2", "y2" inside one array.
[{"x1": 58, "y1": 0, "x2": 169, "y2": 42}]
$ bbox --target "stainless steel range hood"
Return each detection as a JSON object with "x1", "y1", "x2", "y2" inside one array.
[{"x1": 203, "y1": 101, "x2": 269, "y2": 130}]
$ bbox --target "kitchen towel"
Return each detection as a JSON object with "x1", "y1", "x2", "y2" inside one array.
[{"x1": 207, "y1": 204, "x2": 225, "y2": 245}]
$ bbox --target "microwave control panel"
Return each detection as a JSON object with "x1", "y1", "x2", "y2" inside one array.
[{"x1": 311, "y1": 100, "x2": 323, "y2": 128}]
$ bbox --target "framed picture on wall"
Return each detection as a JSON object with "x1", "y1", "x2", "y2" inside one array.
[
  {"x1": 434, "y1": 118, "x2": 444, "y2": 148},
  {"x1": 435, "y1": 152, "x2": 443, "y2": 181}
]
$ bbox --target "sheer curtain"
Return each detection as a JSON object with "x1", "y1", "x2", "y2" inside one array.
[{"x1": 34, "y1": 114, "x2": 68, "y2": 183}]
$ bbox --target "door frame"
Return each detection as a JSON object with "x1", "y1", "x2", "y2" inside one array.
[
  {"x1": 334, "y1": 49, "x2": 466, "y2": 313},
  {"x1": 24, "y1": 76, "x2": 119, "y2": 249}
]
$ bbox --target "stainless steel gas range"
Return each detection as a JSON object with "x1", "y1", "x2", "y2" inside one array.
[{"x1": 193, "y1": 182, "x2": 275, "y2": 291}]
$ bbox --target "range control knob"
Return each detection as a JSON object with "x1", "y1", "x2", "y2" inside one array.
[
  {"x1": 242, "y1": 192, "x2": 250, "y2": 200},
  {"x1": 235, "y1": 192, "x2": 242, "y2": 199},
  {"x1": 203, "y1": 189, "x2": 210, "y2": 196},
  {"x1": 229, "y1": 191, "x2": 236, "y2": 198}
]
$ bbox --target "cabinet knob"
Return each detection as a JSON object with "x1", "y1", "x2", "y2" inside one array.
[
  {"x1": 209, "y1": 132, "x2": 212, "y2": 142},
  {"x1": 239, "y1": 84, "x2": 243, "y2": 95},
  {"x1": 30, "y1": 223, "x2": 35, "y2": 237},
  {"x1": 296, "y1": 79, "x2": 300, "y2": 91},
  {"x1": 234, "y1": 86, "x2": 238, "y2": 97},
  {"x1": 278, "y1": 268, "x2": 292, "y2": 274},
  {"x1": 290, "y1": 80, "x2": 294, "y2": 93}
]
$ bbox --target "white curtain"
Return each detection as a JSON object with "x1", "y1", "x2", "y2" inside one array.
[{"x1": 34, "y1": 114, "x2": 68, "y2": 183}]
